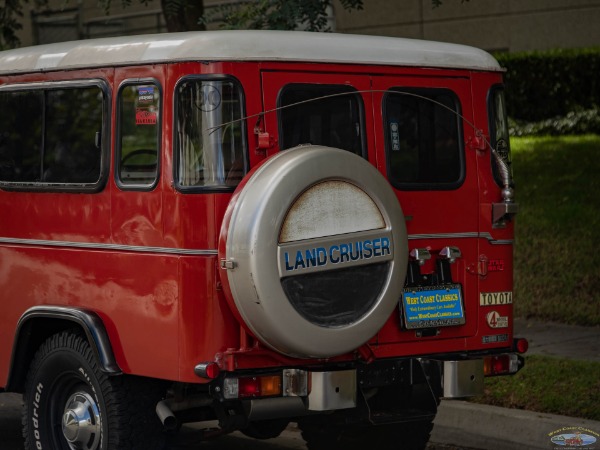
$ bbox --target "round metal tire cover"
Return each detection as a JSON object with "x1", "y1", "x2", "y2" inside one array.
[{"x1": 219, "y1": 146, "x2": 408, "y2": 358}]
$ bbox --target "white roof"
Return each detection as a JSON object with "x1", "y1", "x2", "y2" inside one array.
[{"x1": 0, "y1": 30, "x2": 502, "y2": 75}]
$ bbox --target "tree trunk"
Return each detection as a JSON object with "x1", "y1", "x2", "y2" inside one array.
[{"x1": 161, "y1": 0, "x2": 205, "y2": 32}]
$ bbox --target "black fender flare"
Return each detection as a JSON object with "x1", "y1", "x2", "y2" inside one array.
[{"x1": 7, "y1": 306, "x2": 121, "y2": 392}]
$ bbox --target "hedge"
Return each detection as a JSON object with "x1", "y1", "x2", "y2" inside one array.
[
  {"x1": 509, "y1": 108, "x2": 600, "y2": 137},
  {"x1": 495, "y1": 48, "x2": 600, "y2": 123}
]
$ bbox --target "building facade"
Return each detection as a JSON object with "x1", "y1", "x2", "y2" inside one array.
[
  {"x1": 334, "y1": 0, "x2": 600, "y2": 53},
  {"x1": 15, "y1": 0, "x2": 600, "y2": 52}
]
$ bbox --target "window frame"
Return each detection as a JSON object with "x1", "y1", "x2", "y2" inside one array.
[
  {"x1": 276, "y1": 83, "x2": 368, "y2": 159},
  {"x1": 173, "y1": 74, "x2": 248, "y2": 193},
  {"x1": 0, "y1": 79, "x2": 110, "y2": 193},
  {"x1": 115, "y1": 78, "x2": 162, "y2": 192},
  {"x1": 383, "y1": 87, "x2": 466, "y2": 191}
]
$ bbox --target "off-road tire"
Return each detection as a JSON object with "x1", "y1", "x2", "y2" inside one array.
[{"x1": 22, "y1": 330, "x2": 165, "y2": 450}]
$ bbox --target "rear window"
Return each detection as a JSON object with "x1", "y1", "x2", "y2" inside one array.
[
  {"x1": 278, "y1": 84, "x2": 365, "y2": 157},
  {"x1": 384, "y1": 88, "x2": 464, "y2": 190}
]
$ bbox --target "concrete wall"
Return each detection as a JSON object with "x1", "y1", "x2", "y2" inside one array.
[
  {"x1": 334, "y1": 0, "x2": 600, "y2": 52},
  {"x1": 17, "y1": 2, "x2": 166, "y2": 46}
]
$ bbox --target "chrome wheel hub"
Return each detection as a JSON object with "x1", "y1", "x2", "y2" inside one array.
[{"x1": 62, "y1": 392, "x2": 101, "y2": 450}]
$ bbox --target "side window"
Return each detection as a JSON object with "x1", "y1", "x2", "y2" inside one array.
[
  {"x1": 175, "y1": 77, "x2": 246, "y2": 190},
  {"x1": 278, "y1": 84, "x2": 365, "y2": 157},
  {"x1": 488, "y1": 86, "x2": 512, "y2": 186},
  {"x1": 0, "y1": 90, "x2": 42, "y2": 182},
  {"x1": 0, "y1": 82, "x2": 106, "y2": 190},
  {"x1": 117, "y1": 82, "x2": 161, "y2": 188},
  {"x1": 44, "y1": 87, "x2": 103, "y2": 183},
  {"x1": 384, "y1": 88, "x2": 463, "y2": 190}
]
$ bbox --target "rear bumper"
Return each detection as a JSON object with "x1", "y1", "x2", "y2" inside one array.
[
  {"x1": 442, "y1": 359, "x2": 484, "y2": 398},
  {"x1": 162, "y1": 352, "x2": 526, "y2": 430}
]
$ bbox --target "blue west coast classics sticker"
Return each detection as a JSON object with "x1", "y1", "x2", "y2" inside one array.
[{"x1": 402, "y1": 284, "x2": 465, "y2": 329}]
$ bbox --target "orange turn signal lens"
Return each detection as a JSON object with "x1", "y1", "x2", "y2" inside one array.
[{"x1": 260, "y1": 375, "x2": 283, "y2": 397}]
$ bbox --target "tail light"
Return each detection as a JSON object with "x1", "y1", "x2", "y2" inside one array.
[
  {"x1": 224, "y1": 375, "x2": 282, "y2": 399},
  {"x1": 194, "y1": 362, "x2": 221, "y2": 379},
  {"x1": 484, "y1": 353, "x2": 523, "y2": 376},
  {"x1": 222, "y1": 369, "x2": 308, "y2": 400},
  {"x1": 514, "y1": 338, "x2": 529, "y2": 354}
]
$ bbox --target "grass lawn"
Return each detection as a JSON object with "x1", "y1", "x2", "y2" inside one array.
[
  {"x1": 474, "y1": 135, "x2": 600, "y2": 420},
  {"x1": 512, "y1": 135, "x2": 600, "y2": 326},
  {"x1": 473, "y1": 355, "x2": 600, "y2": 421}
]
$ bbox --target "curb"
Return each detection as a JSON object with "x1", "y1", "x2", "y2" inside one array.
[{"x1": 430, "y1": 400, "x2": 600, "y2": 450}]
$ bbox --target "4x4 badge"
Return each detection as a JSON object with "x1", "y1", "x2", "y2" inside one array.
[{"x1": 486, "y1": 310, "x2": 508, "y2": 329}]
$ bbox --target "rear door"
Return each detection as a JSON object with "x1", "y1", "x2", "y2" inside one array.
[
  {"x1": 371, "y1": 74, "x2": 480, "y2": 344},
  {"x1": 261, "y1": 68, "x2": 480, "y2": 348}
]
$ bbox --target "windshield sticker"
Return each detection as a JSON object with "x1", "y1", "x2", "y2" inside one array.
[
  {"x1": 390, "y1": 122, "x2": 400, "y2": 151},
  {"x1": 196, "y1": 85, "x2": 221, "y2": 112},
  {"x1": 138, "y1": 86, "x2": 155, "y2": 104},
  {"x1": 136, "y1": 108, "x2": 157, "y2": 125}
]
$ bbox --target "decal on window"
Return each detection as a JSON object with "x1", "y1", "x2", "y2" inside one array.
[
  {"x1": 390, "y1": 122, "x2": 400, "y2": 151},
  {"x1": 136, "y1": 108, "x2": 158, "y2": 125}
]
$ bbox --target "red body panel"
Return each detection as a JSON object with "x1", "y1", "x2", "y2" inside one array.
[{"x1": 0, "y1": 59, "x2": 514, "y2": 387}]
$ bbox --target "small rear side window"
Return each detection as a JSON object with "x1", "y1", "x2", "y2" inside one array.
[
  {"x1": 384, "y1": 88, "x2": 464, "y2": 190},
  {"x1": 117, "y1": 81, "x2": 161, "y2": 189}
]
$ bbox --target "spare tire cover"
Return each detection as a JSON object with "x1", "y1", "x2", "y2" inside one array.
[{"x1": 219, "y1": 146, "x2": 407, "y2": 358}]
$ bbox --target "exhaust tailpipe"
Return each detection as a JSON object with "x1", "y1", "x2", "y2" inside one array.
[{"x1": 156, "y1": 400, "x2": 179, "y2": 431}]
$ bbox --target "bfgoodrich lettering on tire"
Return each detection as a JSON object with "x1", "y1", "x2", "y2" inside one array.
[
  {"x1": 22, "y1": 330, "x2": 165, "y2": 450},
  {"x1": 219, "y1": 146, "x2": 408, "y2": 358}
]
